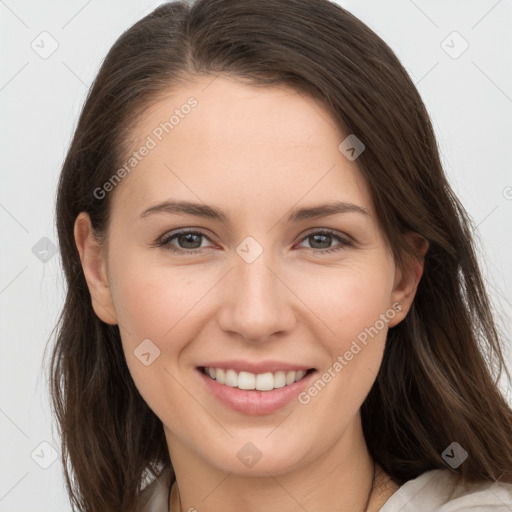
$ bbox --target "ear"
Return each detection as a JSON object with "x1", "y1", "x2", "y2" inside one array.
[
  {"x1": 388, "y1": 232, "x2": 429, "y2": 327},
  {"x1": 73, "y1": 212, "x2": 118, "y2": 325}
]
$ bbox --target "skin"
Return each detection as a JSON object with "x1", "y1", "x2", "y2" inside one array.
[{"x1": 74, "y1": 75, "x2": 427, "y2": 511}]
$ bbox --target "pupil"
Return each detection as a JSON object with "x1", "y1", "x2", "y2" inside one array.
[
  {"x1": 311, "y1": 234, "x2": 330, "y2": 249},
  {"x1": 180, "y1": 233, "x2": 200, "y2": 248}
]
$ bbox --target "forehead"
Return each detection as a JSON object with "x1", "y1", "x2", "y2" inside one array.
[{"x1": 111, "y1": 75, "x2": 373, "y2": 222}]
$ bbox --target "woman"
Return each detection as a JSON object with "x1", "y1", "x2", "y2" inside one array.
[{"x1": 50, "y1": 0, "x2": 512, "y2": 511}]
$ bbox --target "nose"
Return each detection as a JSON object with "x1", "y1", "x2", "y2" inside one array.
[{"x1": 216, "y1": 246, "x2": 296, "y2": 343}]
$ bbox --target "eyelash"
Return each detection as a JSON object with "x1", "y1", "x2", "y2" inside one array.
[{"x1": 156, "y1": 228, "x2": 353, "y2": 255}]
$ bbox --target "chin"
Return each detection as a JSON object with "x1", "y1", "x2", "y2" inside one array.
[{"x1": 202, "y1": 437, "x2": 313, "y2": 477}]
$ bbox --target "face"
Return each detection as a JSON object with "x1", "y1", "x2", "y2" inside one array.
[{"x1": 76, "y1": 75, "x2": 422, "y2": 478}]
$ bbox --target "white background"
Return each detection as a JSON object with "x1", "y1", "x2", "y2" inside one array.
[{"x1": 1, "y1": 0, "x2": 511, "y2": 510}]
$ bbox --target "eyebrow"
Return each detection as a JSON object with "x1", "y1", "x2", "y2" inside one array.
[{"x1": 139, "y1": 199, "x2": 369, "y2": 223}]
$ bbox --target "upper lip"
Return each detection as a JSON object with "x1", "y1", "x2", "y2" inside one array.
[{"x1": 199, "y1": 360, "x2": 315, "y2": 374}]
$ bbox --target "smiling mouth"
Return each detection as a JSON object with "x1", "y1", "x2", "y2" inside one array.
[{"x1": 199, "y1": 366, "x2": 316, "y2": 391}]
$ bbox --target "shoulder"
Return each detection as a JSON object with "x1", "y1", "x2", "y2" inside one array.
[
  {"x1": 137, "y1": 466, "x2": 173, "y2": 512},
  {"x1": 379, "y1": 468, "x2": 512, "y2": 511}
]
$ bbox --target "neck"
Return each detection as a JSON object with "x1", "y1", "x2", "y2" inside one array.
[{"x1": 165, "y1": 414, "x2": 397, "y2": 512}]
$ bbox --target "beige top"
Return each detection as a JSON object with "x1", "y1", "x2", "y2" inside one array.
[{"x1": 138, "y1": 467, "x2": 512, "y2": 511}]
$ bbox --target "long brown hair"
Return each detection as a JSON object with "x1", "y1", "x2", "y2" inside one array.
[{"x1": 48, "y1": 0, "x2": 512, "y2": 510}]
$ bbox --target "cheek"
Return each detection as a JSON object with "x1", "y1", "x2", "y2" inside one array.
[
  {"x1": 303, "y1": 263, "x2": 394, "y2": 396},
  {"x1": 107, "y1": 253, "x2": 201, "y2": 390},
  {"x1": 109, "y1": 263, "x2": 202, "y2": 424},
  {"x1": 293, "y1": 260, "x2": 395, "y2": 344},
  {"x1": 109, "y1": 254, "x2": 199, "y2": 342}
]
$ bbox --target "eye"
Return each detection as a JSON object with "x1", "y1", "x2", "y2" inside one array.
[
  {"x1": 157, "y1": 229, "x2": 214, "y2": 254},
  {"x1": 297, "y1": 229, "x2": 352, "y2": 254},
  {"x1": 155, "y1": 228, "x2": 352, "y2": 255}
]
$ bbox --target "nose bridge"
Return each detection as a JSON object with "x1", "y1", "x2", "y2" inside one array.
[{"x1": 217, "y1": 236, "x2": 294, "y2": 341}]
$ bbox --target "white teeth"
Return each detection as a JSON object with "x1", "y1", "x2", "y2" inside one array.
[
  {"x1": 225, "y1": 369, "x2": 238, "y2": 387},
  {"x1": 274, "y1": 371, "x2": 286, "y2": 388},
  {"x1": 216, "y1": 368, "x2": 225, "y2": 385},
  {"x1": 256, "y1": 372, "x2": 274, "y2": 391},
  {"x1": 238, "y1": 371, "x2": 255, "y2": 390},
  {"x1": 204, "y1": 367, "x2": 311, "y2": 391},
  {"x1": 285, "y1": 371, "x2": 296, "y2": 385},
  {"x1": 295, "y1": 370, "x2": 306, "y2": 381}
]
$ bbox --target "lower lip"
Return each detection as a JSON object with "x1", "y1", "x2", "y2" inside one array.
[{"x1": 197, "y1": 368, "x2": 317, "y2": 416}]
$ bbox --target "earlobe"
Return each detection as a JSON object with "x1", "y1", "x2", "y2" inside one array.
[
  {"x1": 73, "y1": 212, "x2": 118, "y2": 325},
  {"x1": 388, "y1": 233, "x2": 429, "y2": 327}
]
